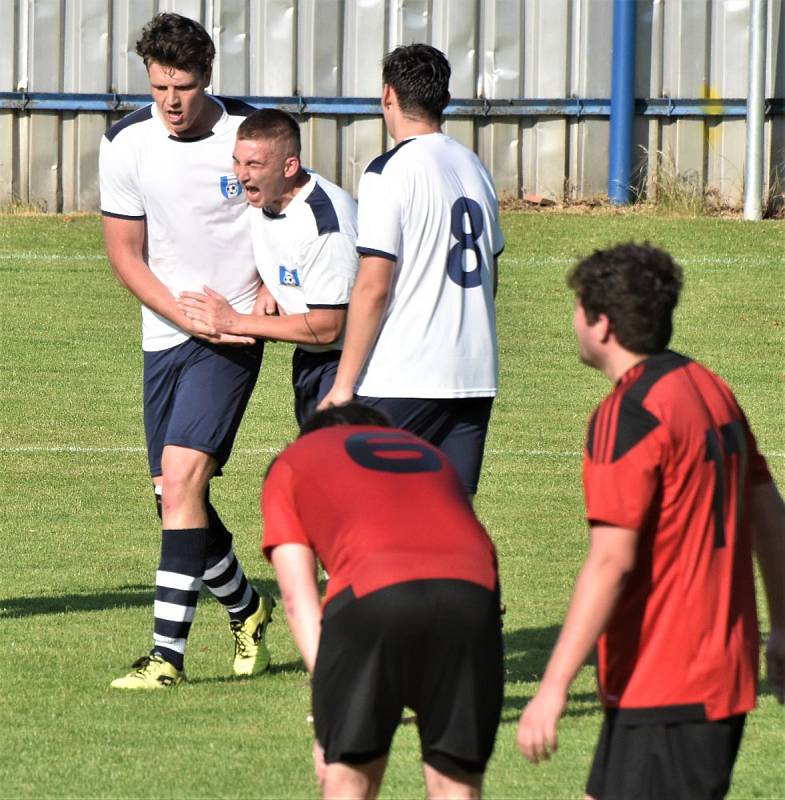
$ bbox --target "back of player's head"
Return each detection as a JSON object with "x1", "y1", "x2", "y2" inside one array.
[
  {"x1": 136, "y1": 13, "x2": 215, "y2": 80},
  {"x1": 237, "y1": 109, "x2": 301, "y2": 158},
  {"x1": 567, "y1": 243, "x2": 683, "y2": 354},
  {"x1": 382, "y1": 44, "x2": 451, "y2": 122},
  {"x1": 299, "y1": 402, "x2": 393, "y2": 437}
]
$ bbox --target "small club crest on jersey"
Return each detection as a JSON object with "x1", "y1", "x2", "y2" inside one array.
[
  {"x1": 220, "y1": 175, "x2": 242, "y2": 199},
  {"x1": 279, "y1": 265, "x2": 301, "y2": 287}
]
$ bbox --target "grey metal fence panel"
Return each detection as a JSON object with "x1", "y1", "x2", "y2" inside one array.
[{"x1": 0, "y1": 0, "x2": 783, "y2": 212}]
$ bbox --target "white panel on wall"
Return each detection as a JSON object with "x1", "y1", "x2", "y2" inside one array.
[
  {"x1": 249, "y1": 0, "x2": 296, "y2": 95},
  {"x1": 1, "y1": 0, "x2": 782, "y2": 211}
]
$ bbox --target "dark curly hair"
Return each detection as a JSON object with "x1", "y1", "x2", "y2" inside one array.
[
  {"x1": 382, "y1": 44, "x2": 451, "y2": 122},
  {"x1": 298, "y1": 402, "x2": 392, "y2": 437},
  {"x1": 136, "y1": 13, "x2": 215, "y2": 80},
  {"x1": 567, "y1": 243, "x2": 683, "y2": 354}
]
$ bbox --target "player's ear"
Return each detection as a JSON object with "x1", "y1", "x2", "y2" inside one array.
[
  {"x1": 283, "y1": 155, "x2": 300, "y2": 179},
  {"x1": 382, "y1": 84, "x2": 394, "y2": 109},
  {"x1": 598, "y1": 314, "x2": 613, "y2": 343}
]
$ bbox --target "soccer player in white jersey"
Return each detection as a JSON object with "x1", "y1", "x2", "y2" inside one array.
[
  {"x1": 177, "y1": 109, "x2": 358, "y2": 425},
  {"x1": 319, "y1": 44, "x2": 504, "y2": 499},
  {"x1": 99, "y1": 13, "x2": 274, "y2": 689}
]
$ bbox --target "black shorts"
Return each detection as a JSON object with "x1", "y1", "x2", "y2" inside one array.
[
  {"x1": 312, "y1": 580, "x2": 504, "y2": 775},
  {"x1": 292, "y1": 347, "x2": 340, "y2": 427},
  {"x1": 143, "y1": 337, "x2": 264, "y2": 477},
  {"x1": 586, "y1": 710, "x2": 746, "y2": 800},
  {"x1": 356, "y1": 396, "x2": 494, "y2": 495}
]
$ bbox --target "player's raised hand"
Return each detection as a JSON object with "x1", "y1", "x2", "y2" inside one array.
[{"x1": 516, "y1": 685, "x2": 566, "y2": 764}]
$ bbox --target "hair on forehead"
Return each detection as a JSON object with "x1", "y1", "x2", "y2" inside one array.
[
  {"x1": 136, "y1": 13, "x2": 215, "y2": 79},
  {"x1": 237, "y1": 108, "x2": 301, "y2": 158}
]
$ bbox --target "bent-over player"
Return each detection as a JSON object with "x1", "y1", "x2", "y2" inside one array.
[{"x1": 263, "y1": 403, "x2": 504, "y2": 800}]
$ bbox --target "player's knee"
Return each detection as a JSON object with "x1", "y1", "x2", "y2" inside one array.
[{"x1": 153, "y1": 484, "x2": 163, "y2": 520}]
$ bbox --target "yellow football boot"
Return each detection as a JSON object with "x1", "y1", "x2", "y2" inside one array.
[
  {"x1": 231, "y1": 593, "x2": 275, "y2": 676},
  {"x1": 110, "y1": 654, "x2": 184, "y2": 689}
]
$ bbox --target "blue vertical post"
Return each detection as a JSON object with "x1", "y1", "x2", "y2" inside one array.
[{"x1": 608, "y1": 0, "x2": 638, "y2": 204}]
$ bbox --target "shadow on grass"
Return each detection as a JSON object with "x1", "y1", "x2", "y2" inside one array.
[
  {"x1": 502, "y1": 624, "x2": 601, "y2": 722},
  {"x1": 0, "y1": 579, "x2": 281, "y2": 618}
]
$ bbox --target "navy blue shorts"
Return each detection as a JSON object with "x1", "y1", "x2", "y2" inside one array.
[
  {"x1": 313, "y1": 580, "x2": 504, "y2": 775},
  {"x1": 356, "y1": 396, "x2": 493, "y2": 494},
  {"x1": 292, "y1": 348, "x2": 340, "y2": 428},
  {"x1": 143, "y1": 337, "x2": 264, "y2": 477}
]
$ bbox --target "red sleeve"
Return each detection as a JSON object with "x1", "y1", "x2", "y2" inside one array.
[
  {"x1": 261, "y1": 457, "x2": 311, "y2": 561},
  {"x1": 583, "y1": 420, "x2": 662, "y2": 532}
]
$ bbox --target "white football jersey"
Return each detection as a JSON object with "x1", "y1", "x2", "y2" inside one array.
[
  {"x1": 248, "y1": 172, "x2": 358, "y2": 353},
  {"x1": 354, "y1": 133, "x2": 504, "y2": 398},
  {"x1": 99, "y1": 97, "x2": 260, "y2": 351}
]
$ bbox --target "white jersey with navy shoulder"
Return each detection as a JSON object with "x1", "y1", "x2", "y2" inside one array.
[
  {"x1": 249, "y1": 172, "x2": 358, "y2": 353},
  {"x1": 99, "y1": 96, "x2": 260, "y2": 352},
  {"x1": 354, "y1": 133, "x2": 504, "y2": 398}
]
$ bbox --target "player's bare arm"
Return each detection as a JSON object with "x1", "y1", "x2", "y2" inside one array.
[
  {"x1": 517, "y1": 524, "x2": 638, "y2": 765},
  {"x1": 750, "y1": 479, "x2": 785, "y2": 703},
  {"x1": 317, "y1": 255, "x2": 395, "y2": 409},
  {"x1": 178, "y1": 287, "x2": 344, "y2": 345},
  {"x1": 269, "y1": 543, "x2": 322, "y2": 673},
  {"x1": 103, "y1": 216, "x2": 254, "y2": 346}
]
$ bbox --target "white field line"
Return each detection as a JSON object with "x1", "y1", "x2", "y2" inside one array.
[
  {"x1": 1, "y1": 445, "x2": 783, "y2": 460},
  {"x1": 0, "y1": 252, "x2": 106, "y2": 261},
  {"x1": 0, "y1": 251, "x2": 776, "y2": 267}
]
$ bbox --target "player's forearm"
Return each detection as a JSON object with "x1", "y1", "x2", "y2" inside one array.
[
  {"x1": 752, "y1": 481, "x2": 785, "y2": 627},
  {"x1": 109, "y1": 254, "x2": 190, "y2": 329},
  {"x1": 231, "y1": 310, "x2": 343, "y2": 346},
  {"x1": 282, "y1": 590, "x2": 322, "y2": 674},
  {"x1": 331, "y1": 267, "x2": 391, "y2": 392}
]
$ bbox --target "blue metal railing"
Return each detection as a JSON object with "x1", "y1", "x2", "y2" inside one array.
[{"x1": 0, "y1": 92, "x2": 781, "y2": 117}]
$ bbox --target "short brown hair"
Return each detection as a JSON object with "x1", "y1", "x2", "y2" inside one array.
[{"x1": 237, "y1": 109, "x2": 301, "y2": 158}]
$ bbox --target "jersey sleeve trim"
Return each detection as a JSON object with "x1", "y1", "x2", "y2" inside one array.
[
  {"x1": 101, "y1": 210, "x2": 145, "y2": 221},
  {"x1": 357, "y1": 246, "x2": 396, "y2": 261},
  {"x1": 217, "y1": 96, "x2": 257, "y2": 117},
  {"x1": 305, "y1": 183, "x2": 341, "y2": 234},
  {"x1": 364, "y1": 138, "x2": 414, "y2": 175},
  {"x1": 104, "y1": 105, "x2": 153, "y2": 142},
  {"x1": 307, "y1": 303, "x2": 348, "y2": 310}
]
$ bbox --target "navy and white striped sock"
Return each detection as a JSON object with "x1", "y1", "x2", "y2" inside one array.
[
  {"x1": 203, "y1": 505, "x2": 259, "y2": 622},
  {"x1": 152, "y1": 528, "x2": 207, "y2": 671}
]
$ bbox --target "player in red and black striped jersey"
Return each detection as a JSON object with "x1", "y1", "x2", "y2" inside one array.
[{"x1": 517, "y1": 243, "x2": 785, "y2": 799}]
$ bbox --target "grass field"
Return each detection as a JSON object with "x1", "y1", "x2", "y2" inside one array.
[{"x1": 1, "y1": 211, "x2": 783, "y2": 799}]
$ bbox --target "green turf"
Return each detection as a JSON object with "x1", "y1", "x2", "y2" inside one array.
[{"x1": 1, "y1": 212, "x2": 783, "y2": 798}]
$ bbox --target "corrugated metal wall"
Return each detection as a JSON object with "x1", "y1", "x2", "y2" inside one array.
[{"x1": 0, "y1": 0, "x2": 783, "y2": 212}]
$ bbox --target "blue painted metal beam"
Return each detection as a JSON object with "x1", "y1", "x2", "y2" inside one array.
[
  {"x1": 608, "y1": 0, "x2": 637, "y2": 205},
  {"x1": 0, "y1": 92, "x2": 781, "y2": 117}
]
